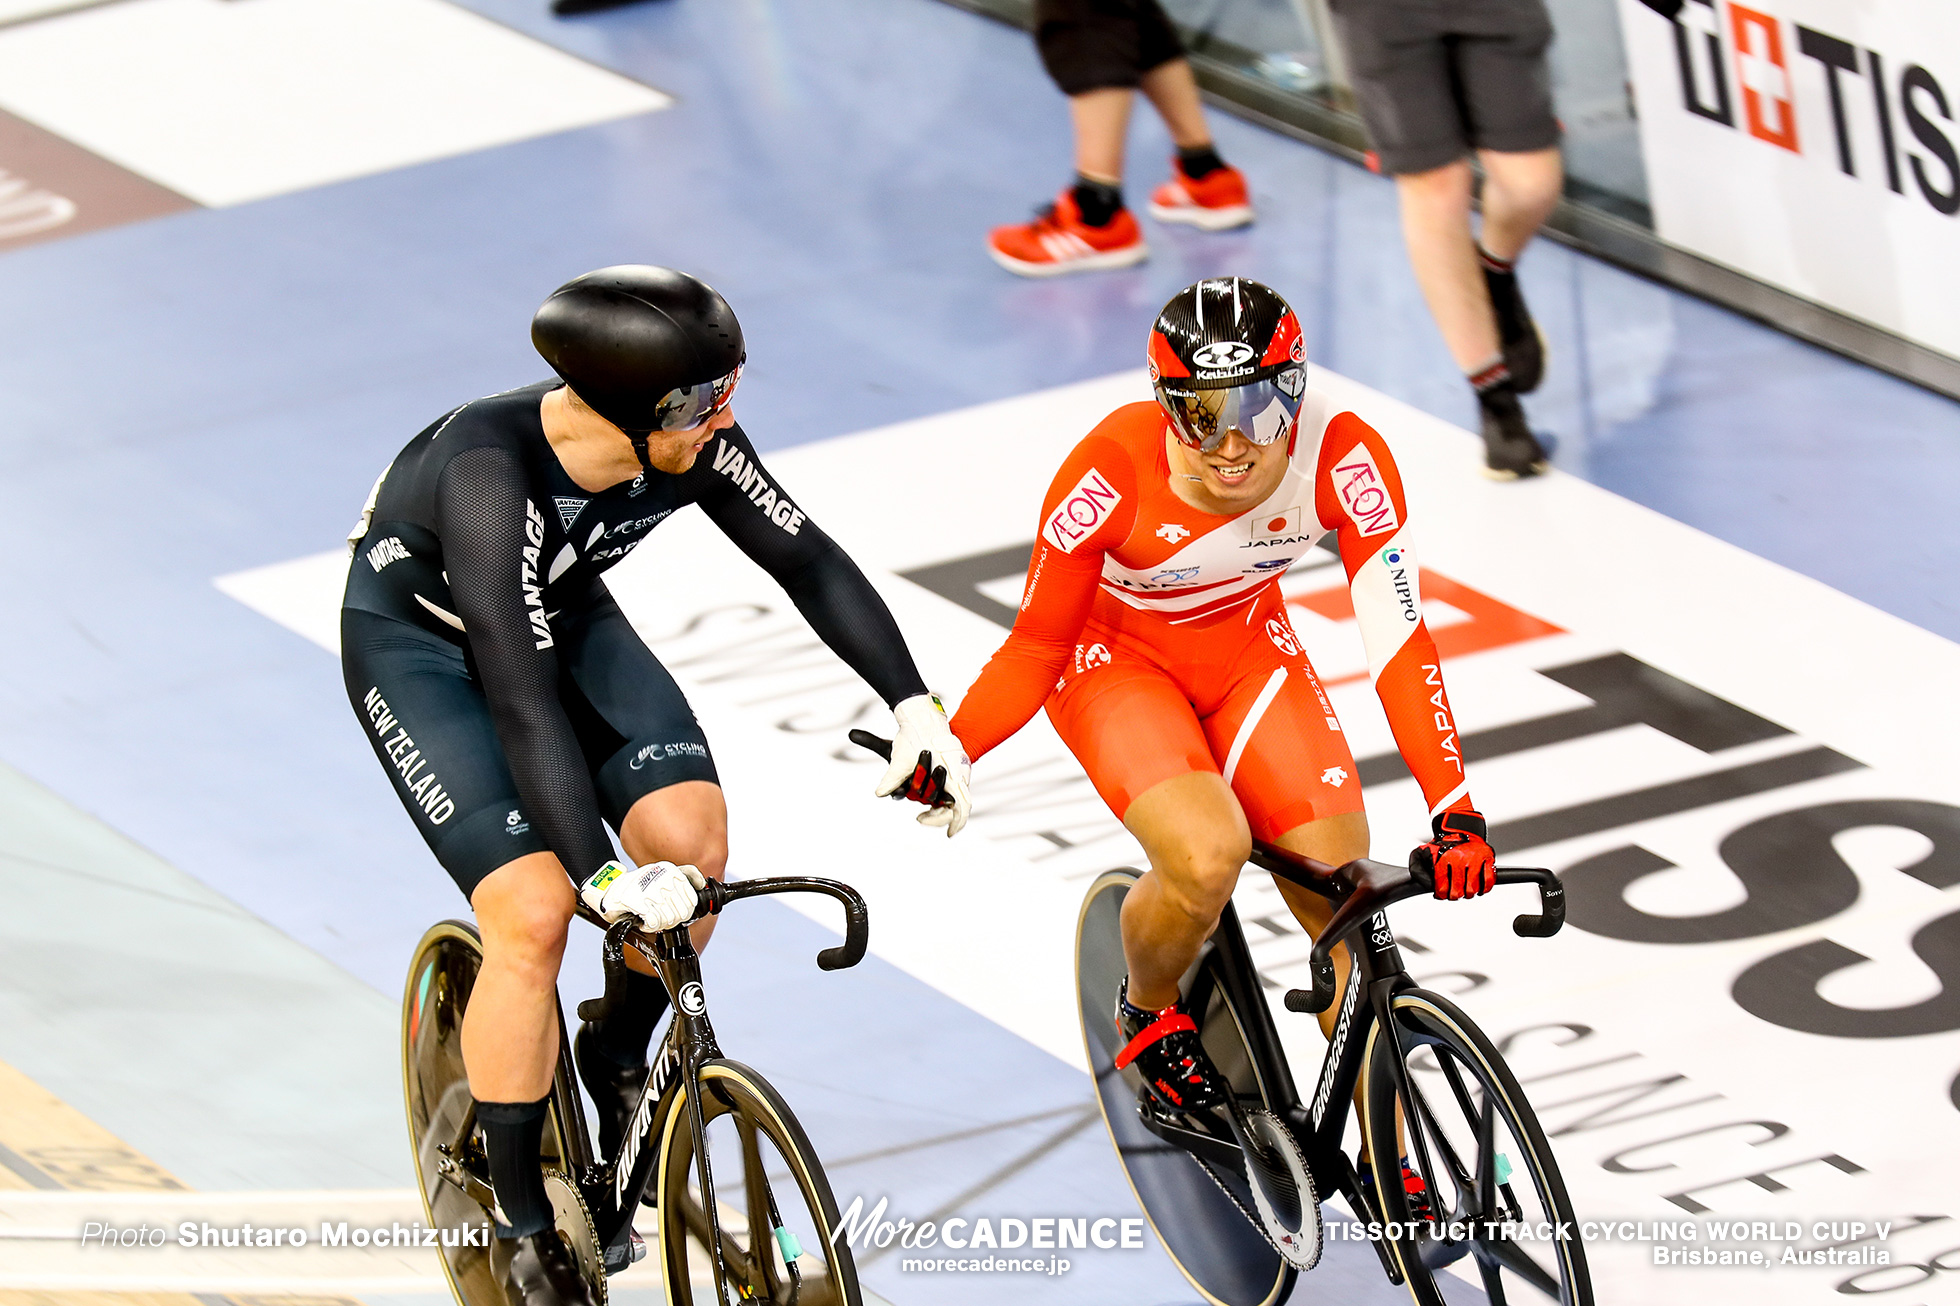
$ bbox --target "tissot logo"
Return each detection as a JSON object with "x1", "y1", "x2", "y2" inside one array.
[{"x1": 1663, "y1": 0, "x2": 1959, "y2": 215}]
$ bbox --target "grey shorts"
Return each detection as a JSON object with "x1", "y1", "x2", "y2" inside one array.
[{"x1": 1329, "y1": 0, "x2": 1560, "y2": 175}]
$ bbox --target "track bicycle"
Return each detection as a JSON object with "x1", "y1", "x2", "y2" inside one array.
[
  {"x1": 1076, "y1": 845, "x2": 1591, "y2": 1306},
  {"x1": 401, "y1": 875, "x2": 870, "y2": 1306}
]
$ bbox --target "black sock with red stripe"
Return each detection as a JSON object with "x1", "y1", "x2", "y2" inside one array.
[{"x1": 1469, "y1": 355, "x2": 1516, "y2": 411}]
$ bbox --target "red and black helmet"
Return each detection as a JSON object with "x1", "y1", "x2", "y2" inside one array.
[{"x1": 1148, "y1": 278, "x2": 1308, "y2": 454}]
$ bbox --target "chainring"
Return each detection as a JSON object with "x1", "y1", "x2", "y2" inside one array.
[
  {"x1": 1239, "y1": 1109, "x2": 1322, "y2": 1271},
  {"x1": 544, "y1": 1170, "x2": 609, "y2": 1304}
]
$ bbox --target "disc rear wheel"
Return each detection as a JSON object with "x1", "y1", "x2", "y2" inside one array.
[{"x1": 1075, "y1": 868, "x2": 1296, "y2": 1306}]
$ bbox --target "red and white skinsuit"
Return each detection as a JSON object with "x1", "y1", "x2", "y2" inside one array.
[{"x1": 948, "y1": 391, "x2": 1475, "y2": 842}]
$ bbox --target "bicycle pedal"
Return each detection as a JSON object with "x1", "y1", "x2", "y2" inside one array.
[{"x1": 601, "y1": 1228, "x2": 645, "y2": 1274}]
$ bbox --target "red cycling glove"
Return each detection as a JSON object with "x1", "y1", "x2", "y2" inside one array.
[{"x1": 1414, "y1": 809, "x2": 1496, "y2": 900}]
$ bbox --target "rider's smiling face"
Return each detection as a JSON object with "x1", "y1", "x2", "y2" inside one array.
[{"x1": 1170, "y1": 424, "x2": 1291, "y2": 509}]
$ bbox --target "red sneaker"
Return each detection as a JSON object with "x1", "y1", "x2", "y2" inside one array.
[
  {"x1": 1149, "y1": 159, "x2": 1254, "y2": 230},
  {"x1": 987, "y1": 191, "x2": 1147, "y2": 278}
]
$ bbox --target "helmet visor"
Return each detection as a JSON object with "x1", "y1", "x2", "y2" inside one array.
[
  {"x1": 1158, "y1": 366, "x2": 1307, "y2": 453},
  {"x1": 646, "y1": 362, "x2": 744, "y2": 433}
]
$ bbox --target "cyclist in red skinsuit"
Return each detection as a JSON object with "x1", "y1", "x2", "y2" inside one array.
[{"x1": 949, "y1": 279, "x2": 1495, "y2": 1134}]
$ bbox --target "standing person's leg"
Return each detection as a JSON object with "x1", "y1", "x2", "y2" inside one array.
[
  {"x1": 990, "y1": 0, "x2": 1152, "y2": 275},
  {"x1": 1332, "y1": 0, "x2": 1553, "y2": 476},
  {"x1": 1454, "y1": 0, "x2": 1563, "y2": 425},
  {"x1": 1138, "y1": 53, "x2": 1257, "y2": 230}
]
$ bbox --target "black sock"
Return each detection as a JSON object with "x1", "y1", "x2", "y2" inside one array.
[
  {"x1": 1071, "y1": 175, "x2": 1124, "y2": 227},
  {"x1": 592, "y1": 968, "x2": 671, "y2": 1068},
  {"x1": 1177, "y1": 144, "x2": 1225, "y2": 180},
  {"x1": 479, "y1": 1097, "x2": 554, "y2": 1239},
  {"x1": 1479, "y1": 246, "x2": 1529, "y2": 343}
]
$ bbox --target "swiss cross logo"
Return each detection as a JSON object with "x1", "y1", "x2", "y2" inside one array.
[
  {"x1": 1332, "y1": 444, "x2": 1399, "y2": 536},
  {"x1": 1042, "y1": 468, "x2": 1122, "y2": 554},
  {"x1": 1730, "y1": 3, "x2": 1798, "y2": 152},
  {"x1": 1656, "y1": 0, "x2": 1960, "y2": 217}
]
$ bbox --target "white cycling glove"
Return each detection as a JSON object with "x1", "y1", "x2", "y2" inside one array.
[
  {"x1": 873, "y1": 693, "x2": 972, "y2": 838},
  {"x1": 580, "y1": 859, "x2": 706, "y2": 932}
]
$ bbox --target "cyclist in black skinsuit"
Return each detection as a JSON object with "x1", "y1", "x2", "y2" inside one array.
[{"x1": 343, "y1": 266, "x2": 970, "y2": 1306}]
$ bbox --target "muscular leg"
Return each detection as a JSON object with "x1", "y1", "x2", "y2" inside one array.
[
  {"x1": 1267, "y1": 810, "x2": 1371, "y2": 1042},
  {"x1": 617, "y1": 779, "x2": 729, "y2": 958},
  {"x1": 464, "y1": 852, "x2": 577, "y2": 1102},
  {"x1": 1119, "y1": 771, "x2": 1252, "y2": 1011},
  {"x1": 1267, "y1": 810, "x2": 1404, "y2": 1163}
]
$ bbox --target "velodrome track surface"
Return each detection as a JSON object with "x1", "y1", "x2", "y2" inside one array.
[{"x1": 1, "y1": 1, "x2": 1958, "y2": 1304}]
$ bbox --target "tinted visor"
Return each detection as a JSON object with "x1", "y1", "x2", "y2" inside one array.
[
  {"x1": 1158, "y1": 365, "x2": 1307, "y2": 452},
  {"x1": 645, "y1": 362, "x2": 743, "y2": 433}
]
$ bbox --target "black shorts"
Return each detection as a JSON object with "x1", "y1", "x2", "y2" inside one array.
[
  {"x1": 1329, "y1": 0, "x2": 1560, "y2": 175},
  {"x1": 342, "y1": 597, "x2": 718, "y2": 899},
  {"x1": 1034, "y1": 0, "x2": 1185, "y2": 96}
]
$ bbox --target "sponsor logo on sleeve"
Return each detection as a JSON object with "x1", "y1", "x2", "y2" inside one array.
[
  {"x1": 1383, "y1": 545, "x2": 1419, "y2": 624},
  {"x1": 365, "y1": 536, "x2": 410, "y2": 573},
  {"x1": 710, "y1": 439, "x2": 806, "y2": 534},
  {"x1": 1042, "y1": 468, "x2": 1122, "y2": 554},
  {"x1": 1332, "y1": 443, "x2": 1400, "y2": 536},
  {"x1": 520, "y1": 501, "x2": 554, "y2": 649}
]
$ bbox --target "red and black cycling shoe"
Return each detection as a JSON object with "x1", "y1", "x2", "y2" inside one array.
[
  {"x1": 1113, "y1": 982, "x2": 1230, "y2": 1113},
  {"x1": 1358, "y1": 1155, "x2": 1436, "y2": 1223}
]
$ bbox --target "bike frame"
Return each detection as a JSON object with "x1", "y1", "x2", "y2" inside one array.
[
  {"x1": 430, "y1": 875, "x2": 867, "y2": 1298},
  {"x1": 1128, "y1": 847, "x2": 1564, "y2": 1285}
]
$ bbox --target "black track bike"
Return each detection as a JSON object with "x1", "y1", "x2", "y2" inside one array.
[
  {"x1": 1076, "y1": 845, "x2": 1590, "y2": 1306},
  {"x1": 402, "y1": 876, "x2": 869, "y2": 1305}
]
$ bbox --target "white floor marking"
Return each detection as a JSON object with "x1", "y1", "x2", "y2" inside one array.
[
  {"x1": 0, "y1": 0, "x2": 670, "y2": 206},
  {"x1": 221, "y1": 367, "x2": 1960, "y2": 1306}
]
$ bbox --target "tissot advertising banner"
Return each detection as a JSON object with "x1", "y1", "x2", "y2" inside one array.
[{"x1": 1616, "y1": 0, "x2": 1960, "y2": 359}]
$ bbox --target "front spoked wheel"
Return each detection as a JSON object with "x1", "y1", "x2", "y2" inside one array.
[
  {"x1": 1362, "y1": 988, "x2": 1591, "y2": 1306},
  {"x1": 654, "y1": 1059, "x2": 860, "y2": 1306}
]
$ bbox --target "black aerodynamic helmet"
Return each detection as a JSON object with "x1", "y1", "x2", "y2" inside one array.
[
  {"x1": 531, "y1": 265, "x2": 745, "y2": 435},
  {"x1": 1148, "y1": 277, "x2": 1308, "y2": 454}
]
